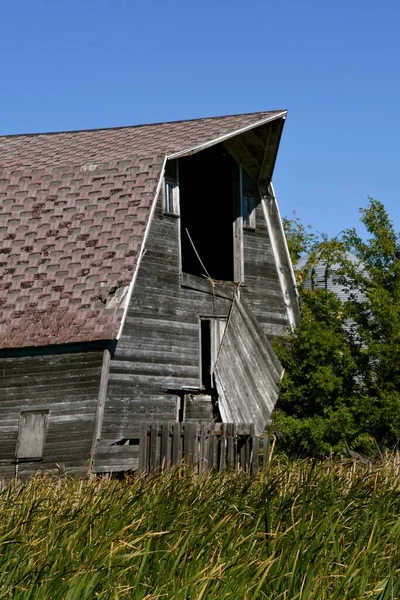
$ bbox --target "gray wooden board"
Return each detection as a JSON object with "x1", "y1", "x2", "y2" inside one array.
[{"x1": 214, "y1": 295, "x2": 283, "y2": 436}]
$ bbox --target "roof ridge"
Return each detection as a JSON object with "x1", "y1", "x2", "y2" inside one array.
[{"x1": 0, "y1": 109, "x2": 286, "y2": 139}]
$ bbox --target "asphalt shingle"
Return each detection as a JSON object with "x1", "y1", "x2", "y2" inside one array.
[{"x1": 0, "y1": 111, "x2": 284, "y2": 349}]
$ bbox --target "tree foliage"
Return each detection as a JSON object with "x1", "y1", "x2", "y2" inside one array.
[
  {"x1": 275, "y1": 199, "x2": 400, "y2": 457},
  {"x1": 282, "y1": 213, "x2": 317, "y2": 265}
]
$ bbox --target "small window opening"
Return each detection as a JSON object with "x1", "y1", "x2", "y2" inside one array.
[
  {"x1": 201, "y1": 319, "x2": 212, "y2": 389},
  {"x1": 15, "y1": 410, "x2": 49, "y2": 461},
  {"x1": 241, "y1": 168, "x2": 258, "y2": 229},
  {"x1": 200, "y1": 317, "x2": 227, "y2": 390},
  {"x1": 163, "y1": 159, "x2": 179, "y2": 215}
]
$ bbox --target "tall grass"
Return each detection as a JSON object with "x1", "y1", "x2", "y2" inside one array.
[{"x1": 0, "y1": 457, "x2": 400, "y2": 599}]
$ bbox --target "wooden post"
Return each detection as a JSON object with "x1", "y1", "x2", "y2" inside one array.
[
  {"x1": 248, "y1": 424, "x2": 255, "y2": 473},
  {"x1": 252, "y1": 433, "x2": 260, "y2": 475},
  {"x1": 183, "y1": 422, "x2": 196, "y2": 465},
  {"x1": 208, "y1": 423, "x2": 217, "y2": 470},
  {"x1": 90, "y1": 349, "x2": 111, "y2": 464},
  {"x1": 220, "y1": 423, "x2": 227, "y2": 470},
  {"x1": 226, "y1": 423, "x2": 235, "y2": 468},
  {"x1": 149, "y1": 422, "x2": 158, "y2": 472},
  {"x1": 199, "y1": 424, "x2": 206, "y2": 473},
  {"x1": 263, "y1": 431, "x2": 269, "y2": 468}
]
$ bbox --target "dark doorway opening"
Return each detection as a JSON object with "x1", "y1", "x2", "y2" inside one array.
[
  {"x1": 179, "y1": 145, "x2": 237, "y2": 281},
  {"x1": 200, "y1": 317, "x2": 227, "y2": 392},
  {"x1": 200, "y1": 319, "x2": 212, "y2": 390}
]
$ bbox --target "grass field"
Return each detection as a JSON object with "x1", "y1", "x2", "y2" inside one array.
[{"x1": 0, "y1": 457, "x2": 400, "y2": 599}]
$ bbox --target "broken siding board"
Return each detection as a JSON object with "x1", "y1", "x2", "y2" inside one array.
[
  {"x1": 214, "y1": 295, "x2": 283, "y2": 436},
  {"x1": 91, "y1": 349, "x2": 110, "y2": 456},
  {"x1": 261, "y1": 187, "x2": 300, "y2": 328}
]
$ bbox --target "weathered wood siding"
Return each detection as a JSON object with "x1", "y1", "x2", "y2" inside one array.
[
  {"x1": 242, "y1": 201, "x2": 289, "y2": 338},
  {"x1": 95, "y1": 167, "x2": 290, "y2": 470},
  {"x1": 0, "y1": 350, "x2": 103, "y2": 479}
]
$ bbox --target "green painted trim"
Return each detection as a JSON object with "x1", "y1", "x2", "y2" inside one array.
[{"x1": 0, "y1": 340, "x2": 116, "y2": 359}]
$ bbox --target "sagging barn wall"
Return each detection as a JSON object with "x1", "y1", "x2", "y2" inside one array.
[
  {"x1": 0, "y1": 350, "x2": 104, "y2": 478},
  {"x1": 94, "y1": 146, "x2": 289, "y2": 472}
]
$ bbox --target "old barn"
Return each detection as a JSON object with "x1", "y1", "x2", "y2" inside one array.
[{"x1": 0, "y1": 111, "x2": 299, "y2": 477}]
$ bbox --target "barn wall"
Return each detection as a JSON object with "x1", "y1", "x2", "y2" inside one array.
[
  {"x1": 0, "y1": 350, "x2": 103, "y2": 479},
  {"x1": 242, "y1": 201, "x2": 289, "y2": 338},
  {"x1": 95, "y1": 178, "x2": 289, "y2": 471}
]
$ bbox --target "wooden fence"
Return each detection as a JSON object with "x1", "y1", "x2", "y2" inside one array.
[{"x1": 138, "y1": 422, "x2": 272, "y2": 474}]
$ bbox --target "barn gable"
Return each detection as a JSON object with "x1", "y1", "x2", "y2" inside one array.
[{"x1": 0, "y1": 111, "x2": 298, "y2": 476}]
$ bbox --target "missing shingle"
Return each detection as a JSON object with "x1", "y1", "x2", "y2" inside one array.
[{"x1": 80, "y1": 163, "x2": 105, "y2": 172}]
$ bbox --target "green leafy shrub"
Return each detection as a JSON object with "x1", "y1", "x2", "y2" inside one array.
[{"x1": 276, "y1": 199, "x2": 400, "y2": 456}]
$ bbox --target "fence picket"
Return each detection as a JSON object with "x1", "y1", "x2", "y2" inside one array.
[
  {"x1": 139, "y1": 422, "x2": 149, "y2": 473},
  {"x1": 172, "y1": 423, "x2": 181, "y2": 466},
  {"x1": 161, "y1": 423, "x2": 171, "y2": 471}
]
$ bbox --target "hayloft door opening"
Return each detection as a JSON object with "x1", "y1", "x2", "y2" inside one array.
[{"x1": 179, "y1": 146, "x2": 238, "y2": 281}]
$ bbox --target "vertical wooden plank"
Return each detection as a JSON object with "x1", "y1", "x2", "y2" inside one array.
[
  {"x1": 234, "y1": 165, "x2": 244, "y2": 282},
  {"x1": 220, "y1": 423, "x2": 227, "y2": 470},
  {"x1": 161, "y1": 422, "x2": 171, "y2": 471},
  {"x1": 184, "y1": 422, "x2": 196, "y2": 465},
  {"x1": 156, "y1": 424, "x2": 162, "y2": 472},
  {"x1": 226, "y1": 423, "x2": 235, "y2": 469},
  {"x1": 192, "y1": 422, "x2": 198, "y2": 466},
  {"x1": 194, "y1": 424, "x2": 200, "y2": 473},
  {"x1": 248, "y1": 424, "x2": 255, "y2": 473},
  {"x1": 90, "y1": 349, "x2": 111, "y2": 461},
  {"x1": 199, "y1": 424, "x2": 206, "y2": 473},
  {"x1": 208, "y1": 423, "x2": 216, "y2": 470},
  {"x1": 138, "y1": 422, "x2": 149, "y2": 473},
  {"x1": 252, "y1": 433, "x2": 260, "y2": 475},
  {"x1": 172, "y1": 422, "x2": 180, "y2": 466},
  {"x1": 246, "y1": 424, "x2": 255, "y2": 473},
  {"x1": 150, "y1": 422, "x2": 158, "y2": 472},
  {"x1": 263, "y1": 431, "x2": 270, "y2": 468}
]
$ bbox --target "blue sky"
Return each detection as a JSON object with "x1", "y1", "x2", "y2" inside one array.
[{"x1": 1, "y1": 0, "x2": 399, "y2": 238}]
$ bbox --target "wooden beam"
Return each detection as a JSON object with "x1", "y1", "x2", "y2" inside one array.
[
  {"x1": 90, "y1": 349, "x2": 111, "y2": 462},
  {"x1": 246, "y1": 129, "x2": 266, "y2": 152},
  {"x1": 238, "y1": 137, "x2": 261, "y2": 173}
]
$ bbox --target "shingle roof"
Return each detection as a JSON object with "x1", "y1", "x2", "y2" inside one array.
[{"x1": 0, "y1": 110, "x2": 285, "y2": 349}]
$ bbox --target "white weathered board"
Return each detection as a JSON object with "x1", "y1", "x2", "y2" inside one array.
[
  {"x1": 15, "y1": 411, "x2": 49, "y2": 460},
  {"x1": 214, "y1": 294, "x2": 283, "y2": 436}
]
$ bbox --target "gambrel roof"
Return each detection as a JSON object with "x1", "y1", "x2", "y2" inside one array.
[{"x1": 0, "y1": 110, "x2": 287, "y2": 349}]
